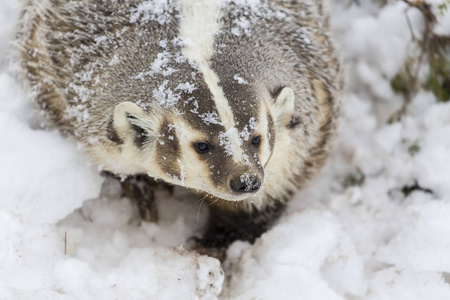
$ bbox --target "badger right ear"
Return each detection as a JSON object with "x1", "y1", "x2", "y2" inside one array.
[
  {"x1": 113, "y1": 102, "x2": 157, "y2": 149},
  {"x1": 273, "y1": 87, "x2": 295, "y2": 128}
]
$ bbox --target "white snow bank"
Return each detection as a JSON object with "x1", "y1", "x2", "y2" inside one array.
[
  {"x1": 377, "y1": 199, "x2": 450, "y2": 272},
  {"x1": 0, "y1": 208, "x2": 222, "y2": 300},
  {"x1": 0, "y1": 72, "x2": 103, "y2": 225},
  {"x1": 367, "y1": 268, "x2": 450, "y2": 300},
  {"x1": 0, "y1": 0, "x2": 18, "y2": 62},
  {"x1": 222, "y1": 210, "x2": 360, "y2": 300}
]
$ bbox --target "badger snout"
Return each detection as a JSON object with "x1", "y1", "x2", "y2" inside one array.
[{"x1": 230, "y1": 174, "x2": 261, "y2": 194}]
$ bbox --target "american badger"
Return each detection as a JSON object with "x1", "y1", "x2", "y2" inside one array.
[{"x1": 18, "y1": 0, "x2": 342, "y2": 248}]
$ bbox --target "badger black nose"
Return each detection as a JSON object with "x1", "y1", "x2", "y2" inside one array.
[{"x1": 230, "y1": 177, "x2": 261, "y2": 193}]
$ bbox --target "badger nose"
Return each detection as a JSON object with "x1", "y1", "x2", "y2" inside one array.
[{"x1": 230, "y1": 176, "x2": 261, "y2": 193}]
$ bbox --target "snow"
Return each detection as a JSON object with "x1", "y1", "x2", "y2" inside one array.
[
  {"x1": 130, "y1": 0, "x2": 178, "y2": 25},
  {"x1": 152, "y1": 80, "x2": 181, "y2": 108},
  {"x1": 199, "y1": 112, "x2": 222, "y2": 125},
  {"x1": 219, "y1": 128, "x2": 241, "y2": 156},
  {"x1": 222, "y1": 211, "x2": 346, "y2": 300},
  {"x1": 2, "y1": 1, "x2": 450, "y2": 299},
  {"x1": 233, "y1": 74, "x2": 248, "y2": 84},
  {"x1": 0, "y1": 73, "x2": 103, "y2": 226},
  {"x1": 176, "y1": 81, "x2": 197, "y2": 93}
]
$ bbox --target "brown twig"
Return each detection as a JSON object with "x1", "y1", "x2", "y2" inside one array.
[{"x1": 391, "y1": 0, "x2": 440, "y2": 121}]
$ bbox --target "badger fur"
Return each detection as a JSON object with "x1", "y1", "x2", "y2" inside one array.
[{"x1": 17, "y1": 0, "x2": 343, "y2": 248}]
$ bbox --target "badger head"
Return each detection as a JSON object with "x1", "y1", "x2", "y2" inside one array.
[
  {"x1": 110, "y1": 82, "x2": 296, "y2": 202},
  {"x1": 101, "y1": 0, "x2": 309, "y2": 203}
]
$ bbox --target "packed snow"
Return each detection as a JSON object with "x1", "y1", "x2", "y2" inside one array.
[{"x1": 1, "y1": 0, "x2": 450, "y2": 299}]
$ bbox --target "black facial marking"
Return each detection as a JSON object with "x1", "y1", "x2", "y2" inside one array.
[
  {"x1": 106, "y1": 118, "x2": 123, "y2": 145},
  {"x1": 126, "y1": 113, "x2": 137, "y2": 120},
  {"x1": 155, "y1": 118, "x2": 181, "y2": 180},
  {"x1": 270, "y1": 85, "x2": 285, "y2": 100},
  {"x1": 131, "y1": 124, "x2": 149, "y2": 149},
  {"x1": 267, "y1": 113, "x2": 275, "y2": 154},
  {"x1": 210, "y1": 51, "x2": 260, "y2": 132},
  {"x1": 202, "y1": 137, "x2": 234, "y2": 188},
  {"x1": 170, "y1": 71, "x2": 225, "y2": 135},
  {"x1": 287, "y1": 115, "x2": 301, "y2": 129}
]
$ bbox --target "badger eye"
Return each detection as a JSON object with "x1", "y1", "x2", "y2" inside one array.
[
  {"x1": 251, "y1": 136, "x2": 261, "y2": 147},
  {"x1": 195, "y1": 142, "x2": 210, "y2": 154}
]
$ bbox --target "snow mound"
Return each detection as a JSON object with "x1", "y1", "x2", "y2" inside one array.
[{"x1": 0, "y1": 72, "x2": 103, "y2": 225}]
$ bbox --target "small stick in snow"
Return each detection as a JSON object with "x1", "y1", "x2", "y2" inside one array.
[{"x1": 390, "y1": 0, "x2": 449, "y2": 121}]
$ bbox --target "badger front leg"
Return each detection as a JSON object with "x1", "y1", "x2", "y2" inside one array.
[
  {"x1": 120, "y1": 175, "x2": 160, "y2": 223},
  {"x1": 199, "y1": 199, "x2": 286, "y2": 250}
]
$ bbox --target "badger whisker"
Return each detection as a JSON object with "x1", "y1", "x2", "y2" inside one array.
[{"x1": 196, "y1": 194, "x2": 209, "y2": 223}]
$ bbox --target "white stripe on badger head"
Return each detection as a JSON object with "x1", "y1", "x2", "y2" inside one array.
[
  {"x1": 178, "y1": 0, "x2": 244, "y2": 162},
  {"x1": 178, "y1": 0, "x2": 221, "y2": 62}
]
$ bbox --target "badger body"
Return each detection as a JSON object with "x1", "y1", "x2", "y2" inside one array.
[{"x1": 18, "y1": 0, "x2": 342, "y2": 247}]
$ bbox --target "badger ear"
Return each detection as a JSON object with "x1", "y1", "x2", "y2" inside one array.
[
  {"x1": 273, "y1": 87, "x2": 296, "y2": 128},
  {"x1": 113, "y1": 102, "x2": 157, "y2": 148}
]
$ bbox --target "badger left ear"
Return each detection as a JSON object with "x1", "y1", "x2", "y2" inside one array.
[
  {"x1": 113, "y1": 102, "x2": 157, "y2": 148},
  {"x1": 273, "y1": 87, "x2": 296, "y2": 128}
]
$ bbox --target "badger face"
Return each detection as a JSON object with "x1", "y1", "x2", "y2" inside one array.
[{"x1": 112, "y1": 84, "x2": 295, "y2": 202}]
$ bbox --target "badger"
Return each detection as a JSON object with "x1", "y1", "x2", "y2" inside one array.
[{"x1": 17, "y1": 0, "x2": 343, "y2": 248}]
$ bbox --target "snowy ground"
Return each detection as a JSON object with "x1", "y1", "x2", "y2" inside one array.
[{"x1": 1, "y1": 0, "x2": 450, "y2": 299}]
